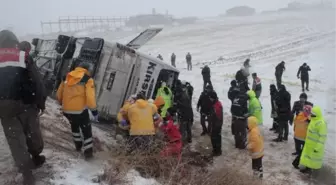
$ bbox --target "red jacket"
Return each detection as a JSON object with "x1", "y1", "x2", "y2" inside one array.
[
  {"x1": 212, "y1": 100, "x2": 223, "y2": 123},
  {"x1": 160, "y1": 116, "x2": 181, "y2": 143}
]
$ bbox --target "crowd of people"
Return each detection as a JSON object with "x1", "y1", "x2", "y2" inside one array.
[{"x1": 0, "y1": 29, "x2": 328, "y2": 185}]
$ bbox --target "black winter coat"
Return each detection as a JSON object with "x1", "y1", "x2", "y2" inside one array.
[
  {"x1": 202, "y1": 66, "x2": 211, "y2": 78},
  {"x1": 270, "y1": 88, "x2": 278, "y2": 115},
  {"x1": 275, "y1": 88, "x2": 291, "y2": 120},
  {"x1": 292, "y1": 100, "x2": 313, "y2": 116},
  {"x1": 176, "y1": 90, "x2": 193, "y2": 121},
  {"x1": 197, "y1": 91, "x2": 212, "y2": 115},
  {"x1": 275, "y1": 63, "x2": 285, "y2": 76},
  {"x1": 297, "y1": 65, "x2": 311, "y2": 80},
  {"x1": 228, "y1": 86, "x2": 240, "y2": 103},
  {"x1": 231, "y1": 93, "x2": 248, "y2": 118}
]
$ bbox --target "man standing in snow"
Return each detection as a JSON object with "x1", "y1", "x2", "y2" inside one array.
[
  {"x1": 171, "y1": 53, "x2": 176, "y2": 67},
  {"x1": 231, "y1": 89, "x2": 249, "y2": 149},
  {"x1": 273, "y1": 85, "x2": 291, "y2": 142},
  {"x1": 297, "y1": 63, "x2": 311, "y2": 92},
  {"x1": 275, "y1": 61, "x2": 286, "y2": 89},
  {"x1": 186, "y1": 52, "x2": 192, "y2": 71},
  {"x1": 201, "y1": 65, "x2": 212, "y2": 91},
  {"x1": 208, "y1": 91, "x2": 223, "y2": 156},
  {"x1": 252, "y1": 73, "x2": 262, "y2": 99},
  {"x1": 197, "y1": 85, "x2": 213, "y2": 136},
  {"x1": 228, "y1": 80, "x2": 240, "y2": 103},
  {"x1": 235, "y1": 63, "x2": 250, "y2": 93},
  {"x1": 269, "y1": 84, "x2": 279, "y2": 133},
  {"x1": 57, "y1": 62, "x2": 98, "y2": 159},
  {"x1": 0, "y1": 30, "x2": 46, "y2": 185}
]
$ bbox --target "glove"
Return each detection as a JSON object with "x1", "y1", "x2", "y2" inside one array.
[{"x1": 120, "y1": 119, "x2": 128, "y2": 127}]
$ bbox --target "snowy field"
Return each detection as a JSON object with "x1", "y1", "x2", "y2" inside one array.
[{"x1": 1, "y1": 10, "x2": 335, "y2": 185}]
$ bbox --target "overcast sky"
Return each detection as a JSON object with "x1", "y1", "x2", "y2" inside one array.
[{"x1": 0, "y1": 0, "x2": 322, "y2": 35}]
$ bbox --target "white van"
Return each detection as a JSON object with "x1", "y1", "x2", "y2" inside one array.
[{"x1": 32, "y1": 28, "x2": 179, "y2": 121}]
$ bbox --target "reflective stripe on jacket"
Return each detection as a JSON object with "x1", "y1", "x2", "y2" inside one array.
[
  {"x1": 56, "y1": 67, "x2": 97, "y2": 114},
  {"x1": 300, "y1": 106, "x2": 327, "y2": 169}
]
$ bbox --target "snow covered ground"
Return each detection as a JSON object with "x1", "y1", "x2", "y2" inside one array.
[{"x1": 1, "y1": 10, "x2": 335, "y2": 185}]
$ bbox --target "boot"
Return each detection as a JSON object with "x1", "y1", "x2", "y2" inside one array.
[
  {"x1": 200, "y1": 131, "x2": 207, "y2": 136},
  {"x1": 272, "y1": 138, "x2": 283, "y2": 142},
  {"x1": 212, "y1": 150, "x2": 222, "y2": 157},
  {"x1": 32, "y1": 155, "x2": 46, "y2": 168},
  {"x1": 22, "y1": 171, "x2": 35, "y2": 185},
  {"x1": 84, "y1": 149, "x2": 94, "y2": 160}
]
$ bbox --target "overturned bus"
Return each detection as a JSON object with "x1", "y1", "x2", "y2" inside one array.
[{"x1": 31, "y1": 28, "x2": 179, "y2": 122}]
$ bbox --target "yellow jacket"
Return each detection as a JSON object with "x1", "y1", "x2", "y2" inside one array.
[
  {"x1": 56, "y1": 67, "x2": 97, "y2": 114},
  {"x1": 117, "y1": 101, "x2": 132, "y2": 130},
  {"x1": 294, "y1": 112, "x2": 309, "y2": 141},
  {"x1": 126, "y1": 99, "x2": 159, "y2": 136},
  {"x1": 247, "y1": 116, "x2": 264, "y2": 159}
]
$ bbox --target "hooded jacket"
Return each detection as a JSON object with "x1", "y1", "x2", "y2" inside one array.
[
  {"x1": 156, "y1": 84, "x2": 173, "y2": 117},
  {"x1": 201, "y1": 65, "x2": 211, "y2": 78},
  {"x1": 297, "y1": 64, "x2": 311, "y2": 80},
  {"x1": 247, "y1": 116, "x2": 264, "y2": 159},
  {"x1": 56, "y1": 67, "x2": 97, "y2": 114},
  {"x1": 300, "y1": 106, "x2": 327, "y2": 169},
  {"x1": 275, "y1": 62, "x2": 285, "y2": 76},
  {"x1": 247, "y1": 90, "x2": 263, "y2": 124},
  {"x1": 228, "y1": 80, "x2": 240, "y2": 103},
  {"x1": 197, "y1": 90, "x2": 213, "y2": 115},
  {"x1": 126, "y1": 99, "x2": 159, "y2": 136},
  {"x1": 160, "y1": 115, "x2": 181, "y2": 143},
  {"x1": 270, "y1": 85, "x2": 278, "y2": 117}
]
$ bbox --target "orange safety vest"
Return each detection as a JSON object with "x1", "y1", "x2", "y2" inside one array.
[{"x1": 294, "y1": 112, "x2": 309, "y2": 141}]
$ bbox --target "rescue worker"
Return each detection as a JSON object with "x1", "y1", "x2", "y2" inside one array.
[
  {"x1": 159, "y1": 107, "x2": 182, "y2": 159},
  {"x1": 171, "y1": 53, "x2": 176, "y2": 67},
  {"x1": 292, "y1": 105, "x2": 312, "y2": 169},
  {"x1": 247, "y1": 90, "x2": 263, "y2": 132},
  {"x1": 197, "y1": 85, "x2": 213, "y2": 135},
  {"x1": 275, "y1": 61, "x2": 286, "y2": 89},
  {"x1": 297, "y1": 63, "x2": 311, "y2": 92},
  {"x1": 157, "y1": 54, "x2": 163, "y2": 60},
  {"x1": 154, "y1": 96, "x2": 165, "y2": 116},
  {"x1": 201, "y1": 65, "x2": 212, "y2": 91},
  {"x1": 0, "y1": 30, "x2": 46, "y2": 185},
  {"x1": 247, "y1": 116, "x2": 264, "y2": 179},
  {"x1": 117, "y1": 95, "x2": 137, "y2": 135},
  {"x1": 56, "y1": 62, "x2": 97, "y2": 159},
  {"x1": 231, "y1": 90, "x2": 249, "y2": 149},
  {"x1": 235, "y1": 66, "x2": 250, "y2": 93},
  {"x1": 269, "y1": 84, "x2": 279, "y2": 132},
  {"x1": 175, "y1": 83, "x2": 193, "y2": 144},
  {"x1": 186, "y1": 52, "x2": 192, "y2": 71},
  {"x1": 125, "y1": 93, "x2": 162, "y2": 153},
  {"x1": 228, "y1": 80, "x2": 240, "y2": 103},
  {"x1": 208, "y1": 91, "x2": 223, "y2": 156},
  {"x1": 156, "y1": 82, "x2": 173, "y2": 118},
  {"x1": 252, "y1": 73, "x2": 262, "y2": 99},
  {"x1": 299, "y1": 106, "x2": 327, "y2": 174},
  {"x1": 291, "y1": 93, "x2": 313, "y2": 121},
  {"x1": 273, "y1": 84, "x2": 291, "y2": 142}
]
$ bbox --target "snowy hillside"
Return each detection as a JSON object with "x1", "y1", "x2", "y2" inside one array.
[{"x1": 1, "y1": 10, "x2": 335, "y2": 185}]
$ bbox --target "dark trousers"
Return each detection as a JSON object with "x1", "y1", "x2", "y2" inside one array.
[
  {"x1": 200, "y1": 114, "x2": 211, "y2": 133},
  {"x1": 301, "y1": 78, "x2": 309, "y2": 90},
  {"x1": 187, "y1": 61, "x2": 192, "y2": 71},
  {"x1": 292, "y1": 140, "x2": 305, "y2": 168},
  {"x1": 276, "y1": 74, "x2": 282, "y2": 89},
  {"x1": 211, "y1": 121, "x2": 223, "y2": 154},
  {"x1": 232, "y1": 117, "x2": 247, "y2": 149},
  {"x1": 64, "y1": 109, "x2": 93, "y2": 157},
  {"x1": 127, "y1": 135, "x2": 155, "y2": 154},
  {"x1": 0, "y1": 100, "x2": 43, "y2": 173},
  {"x1": 203, "y1": 77, "x2": 212, "y2": 91},
  {"x1": 294, "y1": 138, "x2": 305, "y2": 154},
  {"x1": 252, "y1": 157, "x2": 263, "y2": 178},
  {"x1": 271, "y1": 118, "x2": 279, "y2": 131},
  {"x1": 171, "y1": 61, "x2": 176, "y2": 67},
  {"x1": 180, "y1": 120, "x2": 192, "y2": 143},
  {"x1": 277, "y1": 119, "x2": 289, "y2": 140}
]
